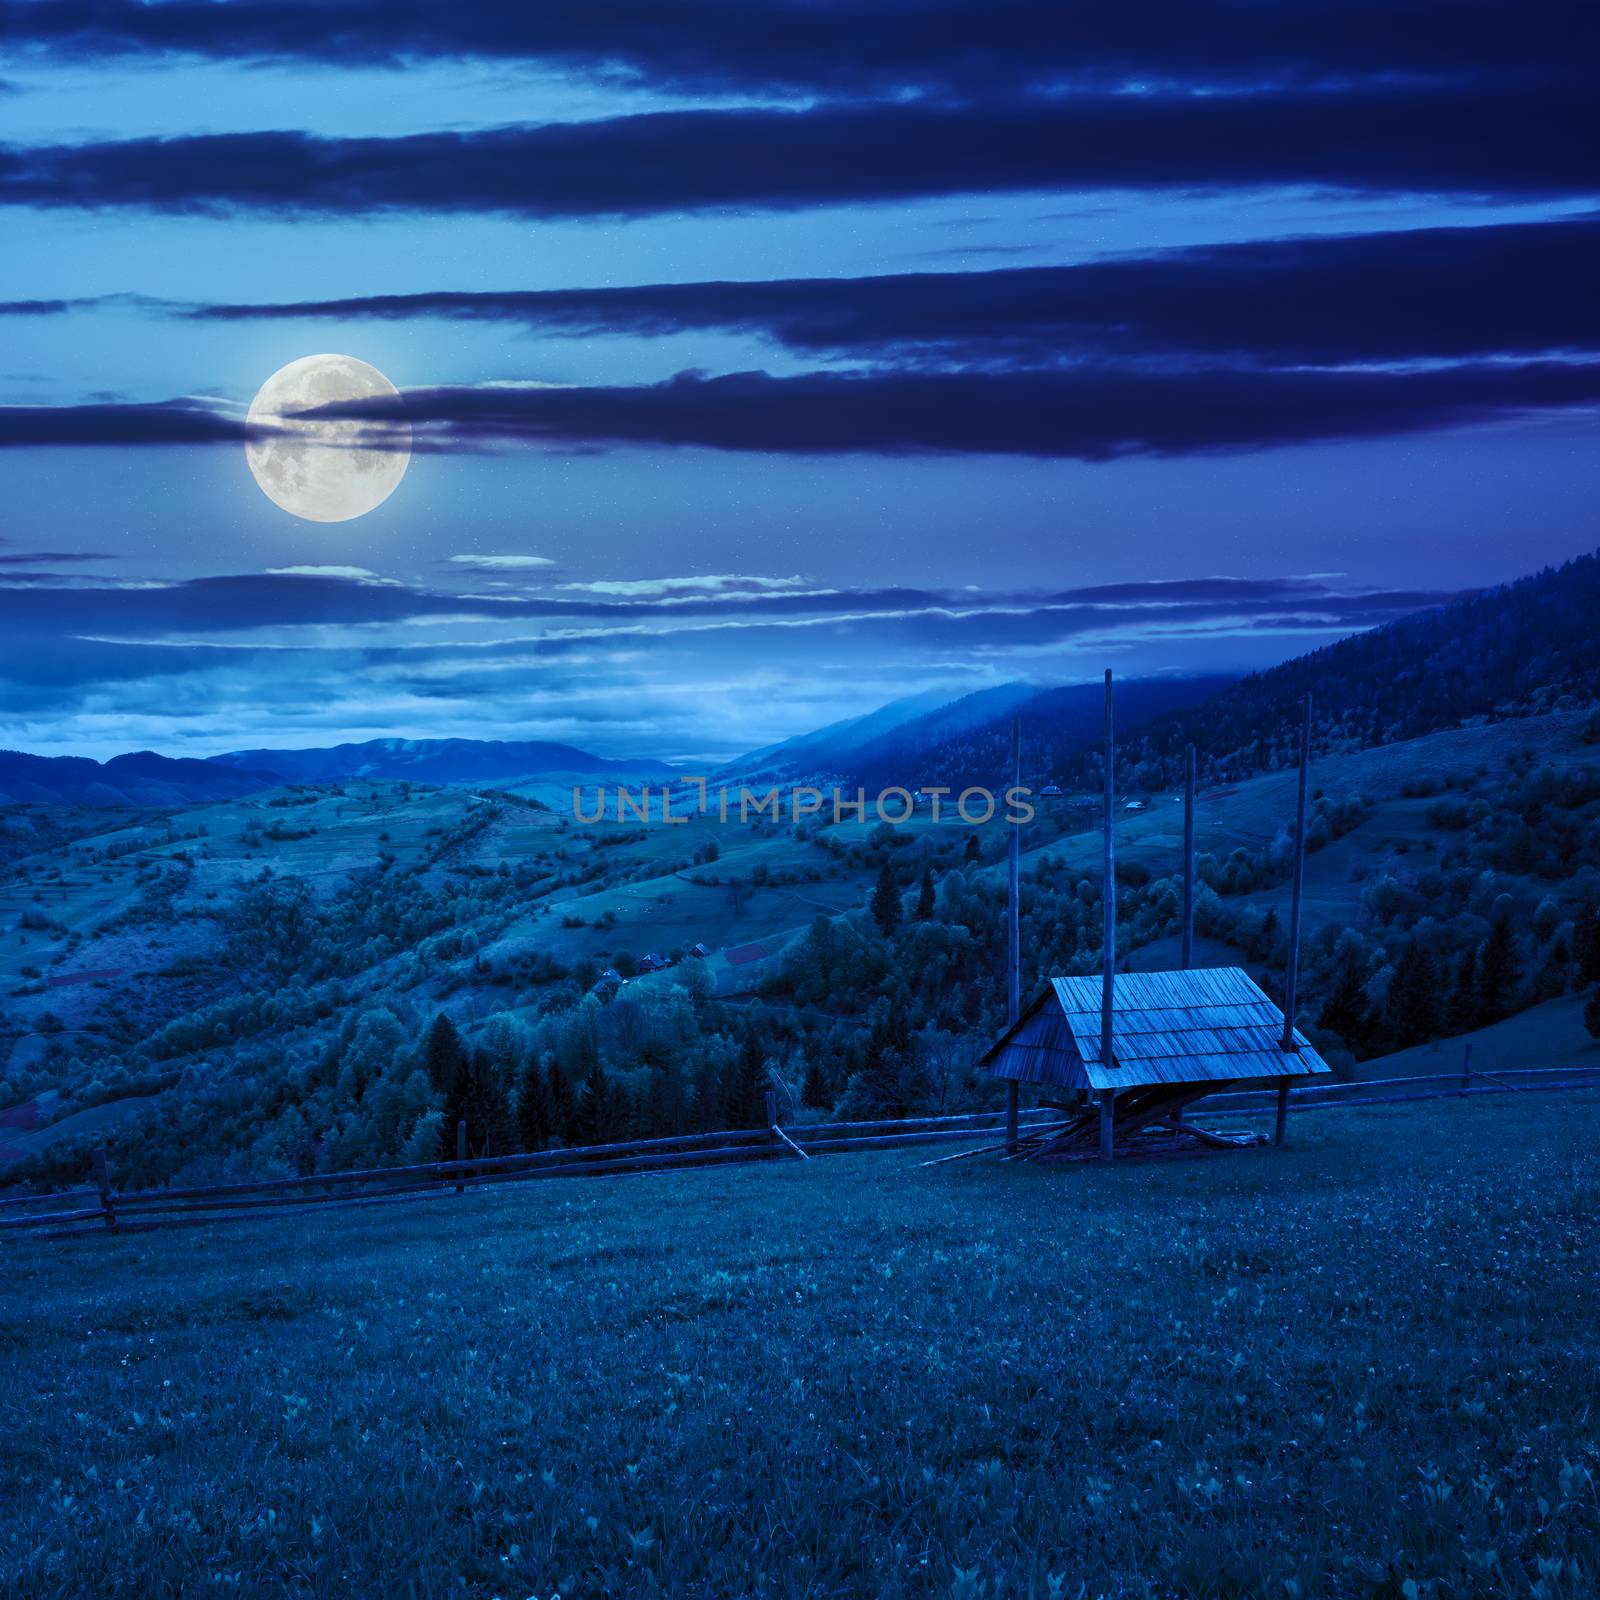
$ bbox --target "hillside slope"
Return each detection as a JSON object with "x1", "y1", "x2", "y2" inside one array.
[
  {"x1": 730, "y1": 682, "x2": 1039, "y2": 780},
  {"x1": 894, "y1": 550, "x2": 1600, "y2": 795},
  {"x1": 5, "y1": 1095, "x2": 1597, "y2": 1600},
  {"x1": 848, "y1": 674, "x2": 1236, "y2": 790}
]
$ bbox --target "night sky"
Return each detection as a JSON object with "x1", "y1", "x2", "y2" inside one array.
[{"x1": 2, "y1": 2, "x2": 1596, "y2": 762}]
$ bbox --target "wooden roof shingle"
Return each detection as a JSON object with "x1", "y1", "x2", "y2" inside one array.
[{"x1": 983, "y1": 966, "x2": 1331, "y2": 1090}]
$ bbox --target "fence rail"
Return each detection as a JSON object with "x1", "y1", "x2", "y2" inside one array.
[{"x1": 4, "y1": 1067, "x2": 1598, "y2": 1242}]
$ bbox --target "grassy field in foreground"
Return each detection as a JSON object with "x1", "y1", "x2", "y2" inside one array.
[{"x1": 4, "y1": 1097, "x2": 1599, "y2": 1600}]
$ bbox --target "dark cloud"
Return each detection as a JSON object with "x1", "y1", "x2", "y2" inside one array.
[
  {"x1": 0, "y1": 292, "x2": 169, "y2": 316},
  {"x1": 0, "y1": 567, "x2": 1459, "y2": 690},
  {"x1": 4, "y1": 2, "x2": 1594, "y2": 97},
  {"x1": 0, "y1": 550, "x2": 114, "y2": 565},
  {"x1": 1, "y1": 82, "x2": 1593, "y2": 221},
  {"x1": 0, "y1": 565, "x2": 1464, "y2": 752},
  {"x1": 9, "y1": 358, "x2": 1600, "y2": 460},
  {"x1": 191, "y1": 217, "x2": 1600, "y2": 365},
  {"x1": 0, "y1": 399, "x2": 247, "y2": 446},
  {"x1": 0, "y1": 567, "x2": 1457, "y2": 641},
  {"x1": 311, "y1": 361, "x2": 1600, "y2": 460}
]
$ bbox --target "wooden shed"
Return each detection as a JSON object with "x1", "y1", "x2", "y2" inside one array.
[{"x1": 983, "y1": 966, "x2": 1331, "y2": 1158}]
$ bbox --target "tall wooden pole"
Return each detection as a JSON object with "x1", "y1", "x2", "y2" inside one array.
[
  {"x1": 1182, "y1": 742, "x2": 1196, "y2": 970},
  {"x1": 1101, "y1": 669, "x2": 1116, "y2": 1161},
  {"x1": 1276, "y1": 693, "x2": 1312, "y2": 1147},
  {"x1": 1005, "y1": 717, "x2": 1021, "y2": 1152}
]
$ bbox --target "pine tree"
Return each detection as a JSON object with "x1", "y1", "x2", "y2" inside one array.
[
  {"x1": 1386, "y1": 941, "x2": 1440, "y2": 1047},
  {"x1": 571, "y1": 1061, "x2": 611, "y2": 1147},
  {"x1": 545, "y1": 1059, "x2": 578, "y2": 1145},
  {"x1": 870, "y1": 862, "x2": 901, "y2": 937},
  {"x1": 963, "y1": 833, "x2": 981, "y2": 865},
  {"x1": 440, "y1": 1047, "x2": 514, "y2": 1158},
  {"x1": 1317, "y1": 947, "x2": 1368, "y2": 1046},
  {"x1": 724, "y1": 1033, "x2": 766, "y2": 1129},
  {"x1": 573, "y1": 1061, "x2": 630, "y2": 1146},
  {"x1": 691, "y1": 1050, "x2": 726, "y2": 1133},
  {"x1": 1575, "y1": 906, "x2": 1600, "y2": 986},
  {"x1": 1445, "y1": 951, "x2": 1479, "y2": 1036},
  {"x1": 515, "y1": 1057, "x2": 551, "y2": 1152},
  {"x1": 800, "y1": 1059, "x2": 831, "y2": 1110},
  {"x1": 423, "y1": 1012, "x2": 466, "y2": 1093},
  {"x1": 1476, "y1": 914, "x2": 1521, "y2": 1022},
  {"x1": 915, "y1": 865, "x2": 936, "y2": 921}
]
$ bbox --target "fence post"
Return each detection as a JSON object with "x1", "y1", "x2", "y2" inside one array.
[
  {"x1": 764, "y1": 1090, "x2": 777, "y2": 1141},
  {"x1": 1461, "y1": 1042, "x2": 1472, "y2": 1093},
  {"x1": 455, "y1": 1119, "x2": 467, "y2": 1195},
  {"x1": 92, "y1": 1145, "x2": 116, "y2": 1232}
]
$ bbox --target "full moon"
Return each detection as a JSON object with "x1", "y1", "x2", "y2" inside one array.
[{"x1": 245, "y1": 354, "x2": 410, "y2": 522}]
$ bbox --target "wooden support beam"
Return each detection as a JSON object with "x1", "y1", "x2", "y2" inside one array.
[
  {"x1": 1182, "y1": 742, "x2": 1196, "y2": 970},
  {"x1": 92, "y1": 1146, "x2": 116, "y2": 1232},
  {"x1": 918, "y1": 1118, "x2": 1075, "y2": 1168},
  {"x1": 1277, "y1": 693, "x2": 1311, "y2": 1148},
  {"x1": 1101, "y1": 669, "x2": 1115, "y2": 1075},
  {"x1": 1099, "y1": 1089, "x2": 1115, "y2": 1163},
  {"x1": 1006, "y1": 716, "x2": 1022, "y2": 1154},
  {"x1": 772, "y1": 1124, "x2": 811, "y2": 1161},
  {"x1": 1169, "y1": 1122, "x2": 1267, "y2": 1151}
]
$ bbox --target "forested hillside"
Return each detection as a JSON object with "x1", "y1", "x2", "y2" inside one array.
[
  {"x1": 848, "y1": 675, "x2": 1234, "y2": 791},
  {"x1": 866, "y1": 551, "x2": 1600, "y2": 795}
]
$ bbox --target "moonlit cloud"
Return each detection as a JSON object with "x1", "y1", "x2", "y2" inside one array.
[
  {"x1": 0, "y1": 563, "x2": 1465, "y2": 760},
  {"x1": 444, "y1": 554, "x2": 557, "y2": 572},
  {"x1": 557, "y1": 574, "x2": 810, "y2": 598},
  {"x1": 264, "y1": 564, "x2": 394, "y2": 582}
]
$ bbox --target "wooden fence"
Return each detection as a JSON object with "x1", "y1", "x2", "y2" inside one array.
[{"x1": 3, "y1": 1065, "x2": 1599, "y2": 1242}]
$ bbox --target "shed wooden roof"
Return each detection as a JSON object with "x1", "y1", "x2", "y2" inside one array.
[{"x1": 983, "y1": 966, "x2": 1331, "y2": 1091}]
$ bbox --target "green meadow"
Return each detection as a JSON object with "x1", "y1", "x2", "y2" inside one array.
[{"x1": 4, "y1": 1091, "x2": 1597, "y2": 1599}]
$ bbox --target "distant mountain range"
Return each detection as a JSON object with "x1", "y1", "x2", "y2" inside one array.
[
  {"x1": 0, "y1": 750, "x2": 278, "y2": 808},
  {"x1": 0, "y1": 737, "x2": 672, "y2": 808},
  {"x1": 208, "y1": 737, "x2": 674, "y2": 787}
]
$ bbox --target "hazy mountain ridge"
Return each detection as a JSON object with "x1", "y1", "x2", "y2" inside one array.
[
  {"x1": 0, "y1": 750, "x2": 279, "y2": 808},
  {"x1": 729, "y1": 682, "x2": 1044, "y2": 782},
  {"x1": 209, "y1": 737, "x2": 675, "y2": 786}
]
